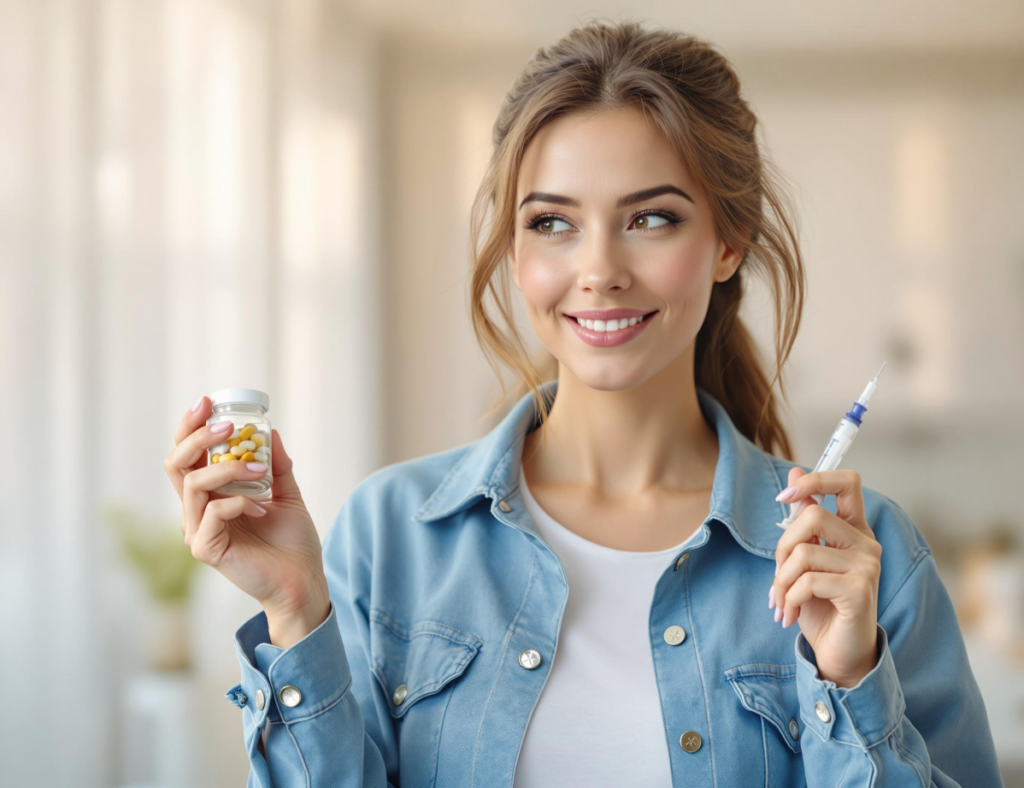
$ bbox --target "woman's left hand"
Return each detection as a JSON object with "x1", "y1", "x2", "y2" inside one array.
[{"x1": 771, "y1": 467, "x2": 883, "y2": 688}]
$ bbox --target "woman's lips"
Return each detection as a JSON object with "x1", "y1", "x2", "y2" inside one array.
[{"x1": 564, "y1": 311, "x2": 657, "y2": 347}]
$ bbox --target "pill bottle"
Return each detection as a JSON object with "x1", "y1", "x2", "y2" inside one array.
[{"x1": 206, "y1": 388, "x2": 273, "y2": 499}]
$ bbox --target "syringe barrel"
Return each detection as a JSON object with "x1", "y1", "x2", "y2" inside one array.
[{"x1": 811, "y1": 417, "x2": 860, "y2": 474}]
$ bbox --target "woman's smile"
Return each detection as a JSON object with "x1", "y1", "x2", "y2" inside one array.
[{"x1": 563, "y1": 310, "x2": 659, "y2": 347}]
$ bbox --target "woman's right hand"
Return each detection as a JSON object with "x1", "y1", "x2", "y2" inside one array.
[{"x1": 163, "y1": 395, "x2": 330, "y2": 646}]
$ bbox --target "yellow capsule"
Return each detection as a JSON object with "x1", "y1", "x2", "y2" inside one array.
[
  {"x1": 220, "y1": 453, "x2": 238, "y2": 462},
  {"x1": 228, "y1": 437, "x2": 241, "y2": 448},
  {"x1": 239, "y1": 425, "x2": 256, "y2": 442},
  {"x1": 230, "y1": 445, "x2": 246, "y2": 456},
  {"x1": 211, "y1": 453, "x2": 220, "y2": 463},
  {"x1": 241, "y1": 451, "x2": 255, "y2": 462},
  {"x1": 251, "y1": 434, "x2": 266, "y2": 449}
]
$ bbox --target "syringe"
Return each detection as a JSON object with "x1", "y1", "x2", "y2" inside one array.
[{"x1": 776, "y1": 362, "x2": 886, "y2": 530}]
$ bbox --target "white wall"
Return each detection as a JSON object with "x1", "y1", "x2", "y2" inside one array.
[{"x1": 0, "y1": 0, "x2": 384, "y2": 785}]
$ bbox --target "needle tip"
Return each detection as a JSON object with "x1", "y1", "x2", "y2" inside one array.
[{"x1": 874, "y1": 361, "x2": 887, "y2": 380}]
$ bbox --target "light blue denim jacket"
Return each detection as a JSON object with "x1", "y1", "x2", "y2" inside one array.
[{"x1": 227, "y1": 380, "x2": 1003, "y2": 787}]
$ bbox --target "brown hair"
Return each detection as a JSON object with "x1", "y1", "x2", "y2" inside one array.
[{"x1": 468, "y1": 19, "x2": 805, "y2": 461}]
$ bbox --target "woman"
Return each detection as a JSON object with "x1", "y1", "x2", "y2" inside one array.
[{"x1": 164, "y1": 20, "x2": 1002, "y2": 787}]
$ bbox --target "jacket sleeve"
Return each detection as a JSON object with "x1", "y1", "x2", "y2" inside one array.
[
  {"x1": 793, "y1": 548, "x2": 1004, "y2": 787},
  {"x1": 225, "y1": 490, "x2": 397, "y2": 787}
]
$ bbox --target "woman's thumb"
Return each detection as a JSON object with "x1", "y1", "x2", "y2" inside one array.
[{"x1": 270, "y1": 429, "x2": 304, "y2": 502}]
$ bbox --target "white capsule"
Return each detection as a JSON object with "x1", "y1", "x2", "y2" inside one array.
[
  {"x1": 239, "y1": 440, "x2": 257, "y2": 452},
  {"x1": 230, "y1": 427, "x2": 240, "y2": 440},
  {"x1": 212, "y1": 442, "x2": 230, "y2": 455},
  {"x1": 253, "y1": 451, "x2": 268, "y2": 464},
  {"x1": 230, "y1": 445, "x2": 246, "y2": 457}
]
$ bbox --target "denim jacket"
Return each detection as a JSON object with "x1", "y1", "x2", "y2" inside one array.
[{"x1": 227, "y1": 379, "x2": 1003, "y2": 787}]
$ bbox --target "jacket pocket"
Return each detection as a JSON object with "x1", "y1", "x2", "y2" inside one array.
[
  {"x1": 369, "y1": 607, "x2": 483, "y2": 720},
  {"x1": 724, "y1": 662, "x2": 805, "y2": 787}
]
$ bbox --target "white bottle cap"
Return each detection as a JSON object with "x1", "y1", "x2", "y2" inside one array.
[{"x1": 210, "y1": 388, "x2": 270, "y2": 410}]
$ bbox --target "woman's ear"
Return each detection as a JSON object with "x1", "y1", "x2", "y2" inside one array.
[
  {"x1": 712, "y1": 243, "x2": 738, "y2": 283},
  {"x1": 712, "y1": 228, "x2": 751, "y2": 283}
]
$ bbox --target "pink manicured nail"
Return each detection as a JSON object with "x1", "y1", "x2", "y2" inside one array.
[
  {"x1": 246, "y1": 462, "x2": 268, "y2": 473},
  {"x1": 782, "y1": 610, "x2": 790, "y2": 627},
  {"x1": 192, "y1": 396, "x2": 203, "y2": 412},
  {"x1": 211, "y1": 421, "x2": 232, "y2": 433},
  {"x1": 769, "y1": 586, "x2": 776, "y2": 608},
  {"x1": 776, "y1": 485, "x2": 797, "y2": 502},
  {"x1": 774, "y1": 606, "x2": 783, "y2": 623},
  {"x1": 253, "y1": 504, "x2": 266, "y2": 514}
]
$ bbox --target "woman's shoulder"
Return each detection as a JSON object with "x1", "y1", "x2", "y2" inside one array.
[
  {"x1": 353, "y1": 442, "x2": 474, "y2": 506},
  {"x1": 324, "y1": 438, "x2": 482, "y2": 543}
]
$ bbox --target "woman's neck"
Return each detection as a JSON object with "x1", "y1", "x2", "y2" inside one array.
[{"x1": 522, "y1": 366, "x2": 719, "y2": 501}]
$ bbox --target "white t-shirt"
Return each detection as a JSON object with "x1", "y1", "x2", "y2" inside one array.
[{"x1": 512, "y1": 462, "x2": 702, "y2": 788}]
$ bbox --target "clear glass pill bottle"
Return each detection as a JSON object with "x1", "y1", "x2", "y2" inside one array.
[{"x1": 206, "y1": 388, "x2": 273, "y2": 499}]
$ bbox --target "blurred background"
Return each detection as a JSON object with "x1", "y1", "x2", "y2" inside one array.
[{"x1": 2, "y1": 0, "x2": 1022, "y2": 785}]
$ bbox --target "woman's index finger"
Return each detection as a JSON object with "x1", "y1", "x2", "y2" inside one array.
[
  {"x1": 785, "y1": 469, "x2": 867, "y2": 529},
  {"x1": 174, "y1": 395, "x2": 208, "y2": 446}
]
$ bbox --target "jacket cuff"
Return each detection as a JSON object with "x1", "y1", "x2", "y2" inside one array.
[
  {"x1": 794, "y1": 623, "x2": 906, "y2": 748},
  {"x1": 230, "y1": 600, "x2": 352, "y2": 726}
]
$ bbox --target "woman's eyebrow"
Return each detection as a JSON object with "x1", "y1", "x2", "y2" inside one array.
[{"x1": 518, "y1": 183, "x2": 695, "y2": 211}]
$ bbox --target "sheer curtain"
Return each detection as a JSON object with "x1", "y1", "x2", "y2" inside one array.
[{"x1": 0, "y1": 0, "x2": 383, "y2": 784}]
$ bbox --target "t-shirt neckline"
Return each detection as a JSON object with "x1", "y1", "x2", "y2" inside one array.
[{"x1": 517, "y1": 461, "x2": 702, "y2": 560}]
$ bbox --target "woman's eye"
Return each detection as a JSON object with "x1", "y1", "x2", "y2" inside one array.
[
  {"x1": 526, "y1": 209, "x2": 681, "y2": 237},
  {"x1": 634, "y1": 212, "x2": 671, "y2": 230},
  {"x1": 535, "y1": 217, "x2": 572, "y2": 235}
]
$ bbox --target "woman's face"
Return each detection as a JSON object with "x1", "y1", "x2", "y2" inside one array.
[{"x1": 508, "y1": 106, "x2": 742, "y2": 391}]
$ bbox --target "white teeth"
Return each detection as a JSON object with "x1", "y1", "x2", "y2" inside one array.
[{"x1": 575, "y1": 314, "x2": 649, "y2": 332}]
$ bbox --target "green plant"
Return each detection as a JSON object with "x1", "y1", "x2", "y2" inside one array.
[{"x1": 102, "y1": 501, "x2": 200, "y2": 605}]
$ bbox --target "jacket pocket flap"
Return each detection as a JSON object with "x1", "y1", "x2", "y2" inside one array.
[
  {"x1": 724, "y1": 662, "x2": 802, "y2": 753},
  {"x1": 369, "y1": 608, "x2": 483, "y2": 719}
]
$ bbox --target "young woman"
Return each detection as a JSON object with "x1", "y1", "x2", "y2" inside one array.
[{"x1": 164, "y1": 20, "x2": 1002, "y2": 788}]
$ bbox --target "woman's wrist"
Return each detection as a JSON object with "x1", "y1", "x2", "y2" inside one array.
[
  {"x1": 263, "y1": 578, "x2": 331, "y2": 649},
  {"x1": 820, "y1": 629, "x2": 880, "y2": 689}
]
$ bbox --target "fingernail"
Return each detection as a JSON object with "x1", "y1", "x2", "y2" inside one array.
[
  {"x1": 253, "y1": 504, "x2": 266, "y2": 514},
  {"x1": 246, "y1": 462, "x2": 268, "y2": 473},
  {"x1": 774, "y1": 605, "x2": 783, "y2": 623},
  {"x1": 782, "y1": 610, "x2": 790, "y2": 628},
  {"x1": 211, "y1": 421, "x2": 232, "y2": 433},
  {"x1": 192, "y1": 396, "x2": 203, "y2": 413},
  {"x1": 768, "y1": 586, "x2": 776, "y2": 609},
  {"x1": 776, "y1": 486, "x2": 797, "y2": 502},
  {"x1": 774, "y1": 564, "x2": 779, "y2": 576}
]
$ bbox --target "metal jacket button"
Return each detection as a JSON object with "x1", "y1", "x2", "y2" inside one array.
[
  {"x1": 789, "y1": 718, "x2": 800, "y2": 739},
  {"x1": 393, "y1": 684, "x2": 408, "y2": 705},
  {"x1": 663, "y1": 626, "x2": 687, "y2": 645},
  {"x1": 519, "y1": 648, "x2": 542, "y2": 669},
  {"x1": 674, "y1": 552, "x2": 690, "y2": 571},
  {"x1": 278, "y1": 685, "x2": 303, "y2": 708},
  {"x1": 815, "y1": 700, "x2": 831, "y2": 723},
  {"x1": 498, "y1": 500, "x2": 512, "y2": 513},
  {"x1": 679, "y1": 731, "x2": 702, "y2": 752},
  {"x1": 255, "y1": 689, "x2": 265, "y2": 711}
]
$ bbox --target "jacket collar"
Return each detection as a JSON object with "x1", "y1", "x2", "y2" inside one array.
[{"x1": 412, "y1": 379, "x2": 790, "y2": 559}]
